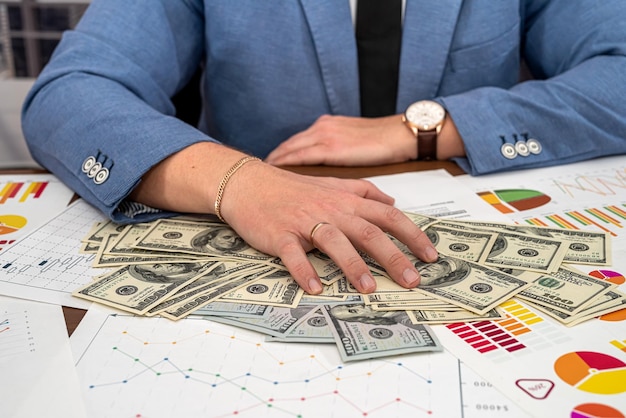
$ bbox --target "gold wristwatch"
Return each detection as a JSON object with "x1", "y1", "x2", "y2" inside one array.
[{"x1": 402, "y1": 100, "x2": 446, "y2": 160}]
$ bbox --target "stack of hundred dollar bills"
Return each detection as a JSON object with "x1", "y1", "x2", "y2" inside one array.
[{"x1": 73, "y1": 212, "x2": 620, "y2": 362}]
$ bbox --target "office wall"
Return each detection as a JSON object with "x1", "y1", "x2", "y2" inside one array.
[
  {"x1": 0, "y1": 78, "x2": 36, "y2": 168},
  {"x1": 0, "y1": 0, "x2": 88, "y2": 168}
]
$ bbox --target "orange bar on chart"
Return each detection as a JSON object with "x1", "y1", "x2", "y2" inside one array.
[
  {"x1": 586, "y1": 207, "x2": 621, "y2": 226},
  {"x1": 570, "y1": 211, "x2": 617, "y2": 236},
  {"x1": 550, "y1": 214, "x2": 578, "y2": 229},
  {"x1": 32, "y1": 182, "x2": 48, "y2": 198},
  {"x1": 605, "y1": 205, "x2": 626, "y2": 220},
  {"x1": 18, "y1": 181, "x2": 48, "y2": 202},
  {"x1": 525, "y1": 218, "x2": 548, "y2": 227},
  {"x1": 0, "y1": 182, "x2": 24, "y2": 204}
]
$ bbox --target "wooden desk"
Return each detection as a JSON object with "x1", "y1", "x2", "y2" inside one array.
[{"x1": 6, "y1": 161, "x2": 464, "y2": 336}]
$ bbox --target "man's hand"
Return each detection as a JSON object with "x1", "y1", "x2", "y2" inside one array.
[{"x1": 265, "y1": 114, "x2": 417, "y2": 166}]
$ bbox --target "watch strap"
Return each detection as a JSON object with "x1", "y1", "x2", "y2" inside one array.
[{"x1": 417, "y1": 130, "x2": 437, "y2": 161}]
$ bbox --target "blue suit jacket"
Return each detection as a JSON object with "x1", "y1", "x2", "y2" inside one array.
[{"x1": 22, "y1": 0, "x2": 626, "y2": 222}]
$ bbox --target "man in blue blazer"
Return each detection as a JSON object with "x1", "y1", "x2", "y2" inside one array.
[{"x1": 21, "y1": 0, "x2": 626, "y2": 294}]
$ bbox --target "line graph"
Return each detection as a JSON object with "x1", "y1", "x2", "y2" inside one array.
[
  {"x1": 73, "y1": 312, "x2": 463, "y2": 418},
  {"x1": 552, "y1": 168, "x2": 626, "y2": 199}
]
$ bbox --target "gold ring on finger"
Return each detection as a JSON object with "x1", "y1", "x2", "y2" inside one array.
[{"x1": 309, "y1": 222, "x2": 330, "y2": 244}]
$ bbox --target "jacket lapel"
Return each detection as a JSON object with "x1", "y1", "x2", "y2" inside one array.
[
  {"x1": 299, "y1": 0, "x2": 360, "y2": 116},
  {"x1": 300, "y1": 0, "x2": 462, "y2": 115},
  {"x1": 397, "y1": 0, "x2": 463, "y2": 111}
]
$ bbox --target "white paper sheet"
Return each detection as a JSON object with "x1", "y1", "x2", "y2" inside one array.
[
  {"x1": 436, "y1": 155, "x2": 626, "y2": 417},
  {"x1": 0, "y1": 296, "x2": 86, "y2": 418},
  {"x1": 0, "y1": 173, "x2": 74, "y2": 252}
]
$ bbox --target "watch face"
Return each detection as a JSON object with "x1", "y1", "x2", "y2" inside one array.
[{"x1": 405, "y1": 101, "x2": 446, "y2": 130}]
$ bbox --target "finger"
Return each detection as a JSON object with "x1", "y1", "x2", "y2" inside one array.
[
  {"x1": 317, "y1": 177, "x2": 395, "y2": 206},
  {"x1": 309, "y1": 222, "x2": 378, "y2": 293},
  {"x1": 266, "y1": 143, "x2": 329, "y2": 166},
  {"x1": 339, "y1": 215, "x2": 423, "y2": 289},
  {"x1": 265, "y1": 131, "x2": 319, "y2": 164},
  {"x1": 274, "y1": 235, "x2": 324, "y2": 295},
  {"x1": 356, "y1": 203, "x2": 438, "y2": 263}
]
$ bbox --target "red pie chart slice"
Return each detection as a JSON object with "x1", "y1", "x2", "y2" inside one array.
[
  {"x1": 555, "y1": 351, "x2": 626, "y2": 394},
  {"x1": 571, "y1": 403, "x2": 625, "y2": 418}
]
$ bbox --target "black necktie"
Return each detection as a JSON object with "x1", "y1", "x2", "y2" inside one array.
[{"x1": 356, "y1": 0, "x2": 402, "y2": 118}]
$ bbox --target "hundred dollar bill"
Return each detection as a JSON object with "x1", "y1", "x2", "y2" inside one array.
[
  {"x1": 209, "y1": 305, "x2": 320, "y2": 338},
  {"x1": 424, "y1": 224, "x2": 497, "y2": 262},
  {"x1": 297, "y1": 283, "x2": 349, "y2": 302},
  {"x1": 320, "y1": 304, "x2": 442, "y2": 362},
  {"x1": 83, "y1": 220, "x2": 125, "y2": 244},
  {"x1": 479, "y1": 231, "x2": 568, "y2": 273},
  {"x1": 217, "y1": 269, "x2": 304, "y2": 308},
  {"x1": 300, "y1": 294, "x2": 363, "y2": 305},
  {"x1": 93, "y1": 234, "x2": 203, "y2": 268},
  {"x1": 517, "y1": 266, "x2": 618, "y2": 315},
  {"x1": 144, "y1": 260, "x2": 258, "y2": 316},
  {"x1": 504, "y1": 226, "x2": 611, "y2": 265},
  {"x1": 371, "y1": 305, "x2": 460, "y2": 312},
  {"x1": 566, "y1": 294, "x2": 626, "y2": 327},
  {"x1": 414, "y1": 255, "x2": 531, "y2": 315},
  {"x1": 333, "y1": 271, "x2": 407, "y2": 295},
  {"x1": 370, "y1": 302, "x2": 461, "y2": 311},
  {"x1": 540, "y1": 229, "x2": 611, "y2": 265},
  {"x1": 134, "y1": 218, "x2": 276, "y2": 263},
  {"x1": 194, "y1": 301, "x2": 270, "y2": 319},
  {"x1": 266, "y1": 307, "x2": 335, "y2": 343},
  {"x1": 364, "y1": 291, "x2": 444, "y2": 306},
  {"x1": 106, "y1": 224, "x2": 202, "y2": 259},
  {"x1": 528, "y1": 290, "x2": 625, "y2": 325},
  {"x1": 72, "y1": 261, "x2": 212, "y2": 314},
  {"x1": 407, "y1": 307, "x2": 504, "y2": 325},
  {"x1": 79, "y1": 240, "x2": 101, "y2": 254},
  {"x1": 161, "y1": 266, "x2": 275, "y2": 320},
  {"x1": 402, "y1": 211, "x2": 440, "y2": 230},
  {"x1": 448, "y1": 219, "x2": 612, "y2": 266},
  {"x1": 271, "y1": 249, "x2": 342, "y2": 284}
]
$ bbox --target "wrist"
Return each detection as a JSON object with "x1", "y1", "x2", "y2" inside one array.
[
  {"x1": 214, "y1": 156, "x2": 261, "y2": 223},
  {"x1": 402, "y1": 100, "x2": 446, "y2": 161},
  {"x1": 436, "y1": 116, "x2": 465, "y2": 160}
]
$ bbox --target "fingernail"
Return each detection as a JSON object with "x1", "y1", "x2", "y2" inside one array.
[
  {"x1": 402, "y1": 268, "x2": 420, "y2": 287},
  {"x1": 359, "y1": 273, "x2": 376, "y2": 293},
  {"x1": 308, "y1": 278, "x2": 323, "y2": 294},
  {"x1": 425, "y1": 245, "x2": 438, "y2": 262}
]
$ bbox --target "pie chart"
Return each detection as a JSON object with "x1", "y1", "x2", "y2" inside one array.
[
  {"x1": 588, "y1": 270, "x2": 626, "y2": 321},
  {"x1": 477, "y1": 189, "x2": 551, "y2": 214},
  {"x1": 571, "y1": 403, "x2": 625, "y2": 418},
  {"x1": 554, "y1": 351, "x2": 626, "y2": 394},
  {"x1": 0, "y1": 214, "x2": 27, "y2": 235},
  {"x1": 589, "y1": 270, "x2": 626, "y2": 285}
]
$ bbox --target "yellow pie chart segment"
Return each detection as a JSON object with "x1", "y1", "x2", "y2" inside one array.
[
  {"x1": 0, "y1": 214, "x2": 27, "y2": 235},
  {"x1": 555, "y1": 351, "x2": 626, "y2": 395}
]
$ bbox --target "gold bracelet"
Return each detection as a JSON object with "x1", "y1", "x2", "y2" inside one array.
[{"x1": 214, "y1": 156, "x2": 261, "y2": 223}]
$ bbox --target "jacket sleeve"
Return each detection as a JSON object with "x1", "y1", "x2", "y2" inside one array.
[
  {"x1": 21, "y1": 0, "x2": 211, "y2": 223},
  {"x1": 441, "y1": 0, "x2": 626, "y2": 175}
]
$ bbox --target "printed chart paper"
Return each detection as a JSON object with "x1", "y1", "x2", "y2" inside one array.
[
  {"x1": 0, "y1": 296, "x2": 86, "y2": 418},
  {"x1": 70, "y1": 306, "x2": 460, "y2": 418},
  {"x1": 0, "y1": 173, "x2": 74, "y2": 252},
  {"x1": 435, "y1": 155, "x2": 626, "y2": 417}
]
